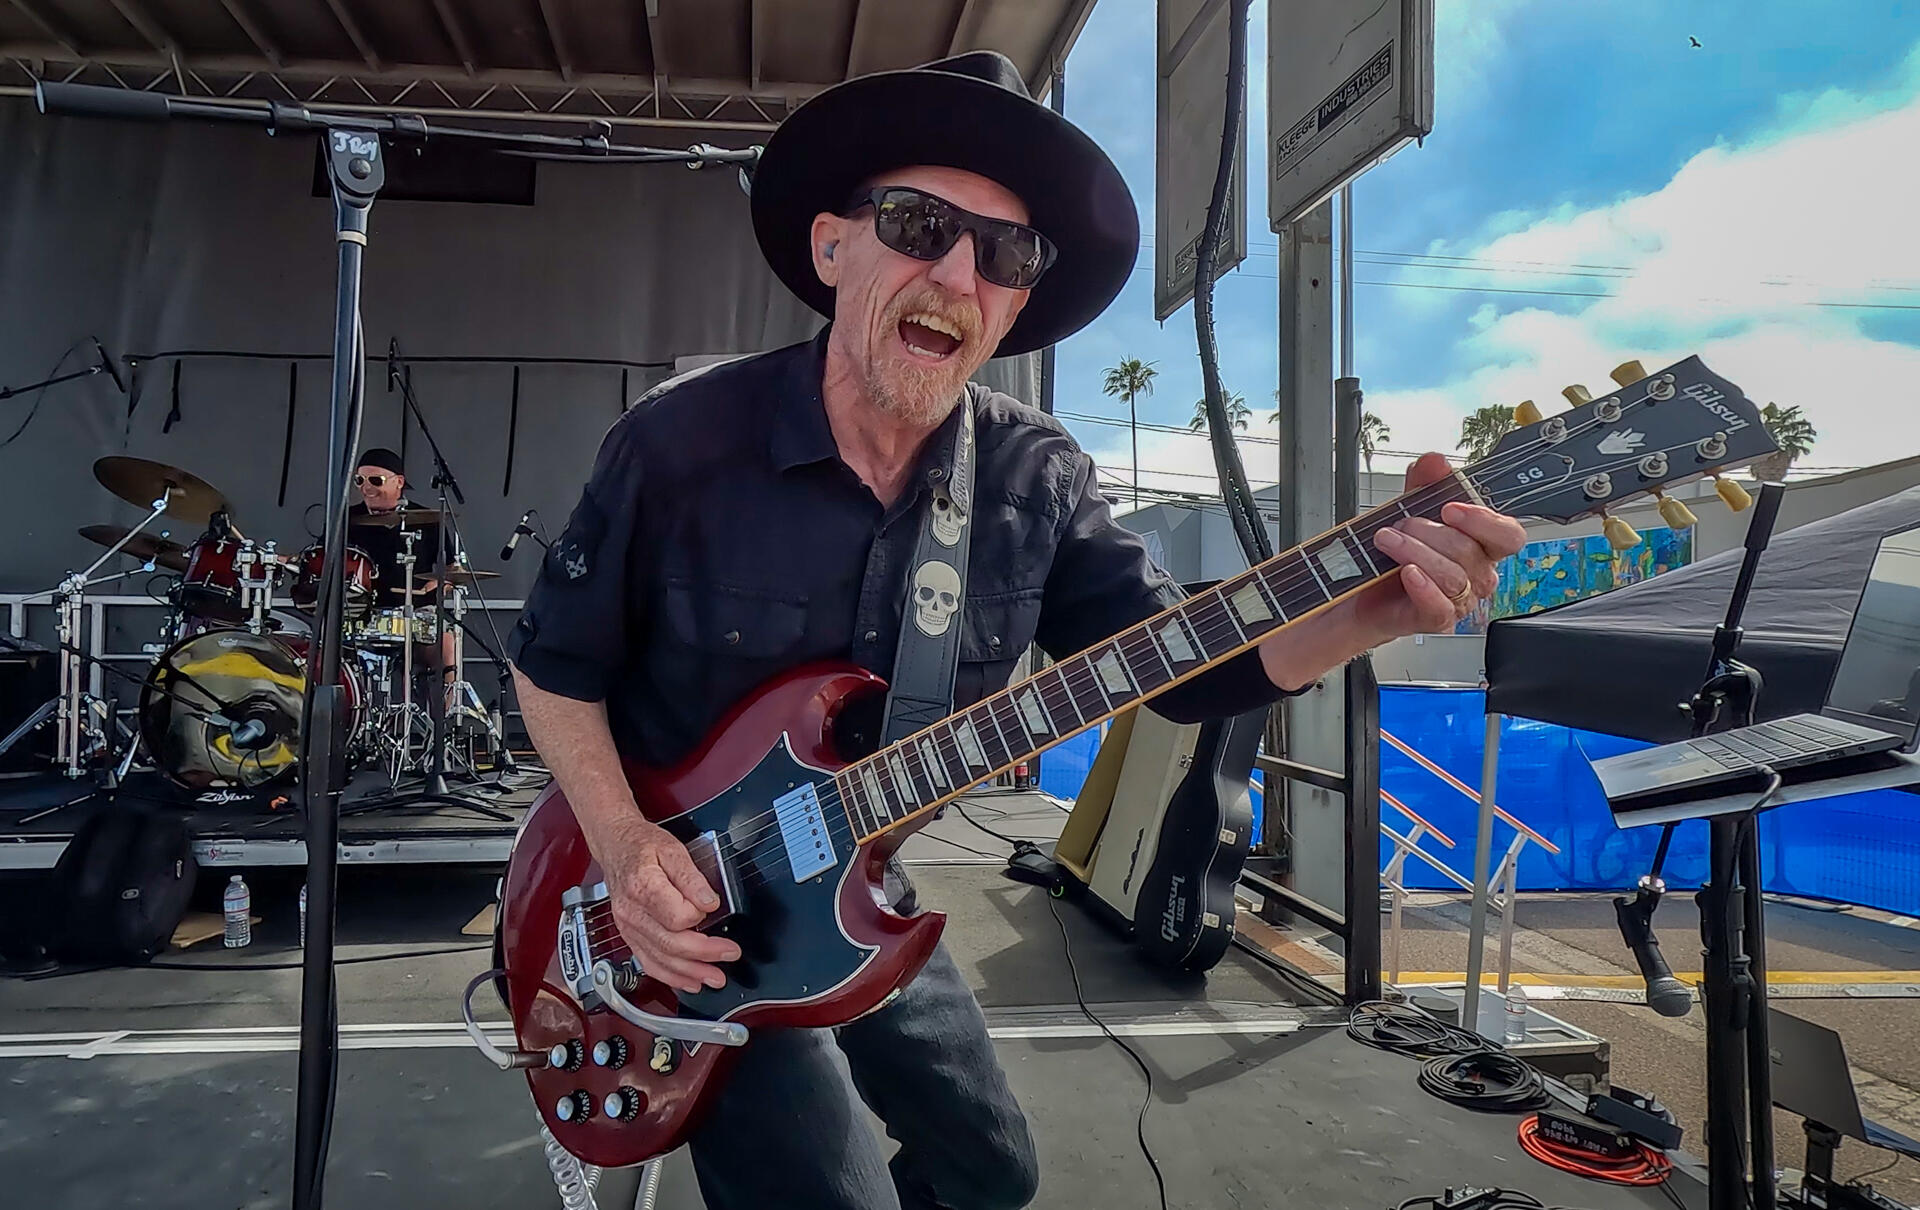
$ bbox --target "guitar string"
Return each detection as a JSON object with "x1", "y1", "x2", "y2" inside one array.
[
  {"x1": 706, "y1": 393, "x2": 1678, "y2": 867},
  {"x1": 706, "y1": 407, "x2": 1703, "y2": 879},
  {"x1": 608, "y1": 394, "x2": 1720, "y2": 890},
  {"x1": 707, "y1": 425, "x2": 1727, "y2": 889}
]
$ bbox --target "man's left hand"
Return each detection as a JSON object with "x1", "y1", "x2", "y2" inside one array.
[
  {"x1": 1256, "y1": 452, "x2": 1527, "y2": 691},
  {"x1": 1350, "y1": 451, "x2": 1527, "y2": 641}
]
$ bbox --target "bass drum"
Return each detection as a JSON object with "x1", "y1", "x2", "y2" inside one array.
[{"x1": 138, "y1": 628, "x2": 363, "y2": 791}]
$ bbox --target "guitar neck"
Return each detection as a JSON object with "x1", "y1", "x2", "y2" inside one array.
[{"x1": 829, "y1": 471, "x2": 1480, "y2": 843}]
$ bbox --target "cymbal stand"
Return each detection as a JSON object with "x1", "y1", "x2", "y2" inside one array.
[
  {"x1": 0, "y1": 561, "x2": 158, "y2": 778},
  {"x1": 237, "y1": 539, "x2": 281, "y2": 635}
]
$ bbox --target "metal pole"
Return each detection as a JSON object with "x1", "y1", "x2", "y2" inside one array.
[
  {"x1": 1130, "y1": 392, "x2": 1140, "y2": 509},
  {"x1": 1463, "y1": 712, "x2": 1501, "y2": 1035},
  {"x1": 1339, "y1": 184, "x2": 1354, "y2": 380},
  {"x1": 1037, "y1": 65, "x2": 1064, "y2": 417}
]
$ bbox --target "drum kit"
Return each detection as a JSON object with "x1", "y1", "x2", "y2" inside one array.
[{"x1": 3, "y1": 454, "x2": 515, "y2": 798}]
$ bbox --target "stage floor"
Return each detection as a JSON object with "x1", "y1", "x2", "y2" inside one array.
[{"x1": 0, "y1": 790, "x2": 1704, "y2": 1209}]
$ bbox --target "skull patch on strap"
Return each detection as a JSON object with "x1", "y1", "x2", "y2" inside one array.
[{"x1": 911, "y1": 560, "x2": 961, "y2": 637}]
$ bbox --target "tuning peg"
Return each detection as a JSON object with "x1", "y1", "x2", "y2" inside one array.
[
  {"x1": 1655, "y1": 491, "x2": 1697, "y2": 530},
  {"x1": 1562, "y1": 384, "x2": 1593, "y2": 406},
  {"x1": 1602, "y1": 514, "x2": 1642, "y2": 551},
  {"x1": 1714, "y1": 475, "x2": 1752, "y2": 512},
  {"x1": 1610, "y1": 360, "x2": 1648, "y2": 387},
  {"x1": 1512, "y1": 399, "x2": 1542, "y2": 425}
]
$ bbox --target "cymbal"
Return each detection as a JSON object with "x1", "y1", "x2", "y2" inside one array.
[
  {"x1": 78, "y1": 524, "x2": 190, "y2": 573},
  {"x1": 414, "y1": 567, "x2": 501, "y2": 586},
  {"x1": 93, "y1": 456, "x2": 232, "y2": 527},
  {"x1": 352, "y1": 507, "x2": 444, "y2": 529}
]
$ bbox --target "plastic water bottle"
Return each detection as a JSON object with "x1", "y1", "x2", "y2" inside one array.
[
  {"x1": 1503, "y1": 984, "x2": 1529, "y2": 1044},
  {"x1": 223, "y1": 875, "x2": 252, "y2": 949},
  {"x1": 298, "y1": 884, "x2": 308, "y2": 947}
]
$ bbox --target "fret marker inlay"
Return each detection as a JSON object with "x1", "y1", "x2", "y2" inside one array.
[
  {"x1": 918, "y1": 739, "x2": 948, "y2": 788},
  {"x1": 955, "y1": 719, "x2": 986, "y2": 768},
  {"x1": 860, "y1": 766, "x2": 885, "y2": 821},
  {"x1": 1228, "y1": 581, "x2": 1273, "y2": 624},
  {"x1": 1016, "y1": 687, "x2": 1052, "y2": 736},
  {"x1": 887, "y1": 751, "x2": 913, "y2": 800},
  {"x1": 1095, "y1": 649, "x2": 1133, "y2": 696},
  {"x1": 1159, "y1": 617, "x2": 1196, "y2": 663},
  {"x1": 1315, "y1": 539, "x2": 1363, "y2": 584}
]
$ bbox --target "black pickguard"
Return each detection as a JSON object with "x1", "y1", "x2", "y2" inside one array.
[{"x1": 662, "y1": 737, "x2": 874, "y2": 1020}]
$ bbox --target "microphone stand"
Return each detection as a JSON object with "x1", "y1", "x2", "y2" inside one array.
[
  {"x1": 389, "y1": 341, "x2": 463, "y2": 798},
  {"x1": 1622, "y1": 480, "x2": 1787, "y2": 1210},
  {"x1": 32, "y1": 79, "x2": 758, "y2": 1210}
]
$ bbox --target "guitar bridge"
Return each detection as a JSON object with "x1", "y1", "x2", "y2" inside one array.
[{"x1": 556, "y1": 830, "x2": 740, "y2": 1006}]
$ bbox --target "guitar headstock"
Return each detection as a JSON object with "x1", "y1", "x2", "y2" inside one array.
[{"x1": 1465, "y1": 356, "x2": 1778, "y2": 543}]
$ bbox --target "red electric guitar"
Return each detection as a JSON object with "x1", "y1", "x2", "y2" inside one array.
[{"x1": 475, "y1": 357, "x2": 1776, "y2": 1166}]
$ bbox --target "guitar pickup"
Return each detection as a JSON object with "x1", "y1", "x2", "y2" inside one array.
[{"x1": 685, "y1": 829, "x2": 742, "y2": 931}]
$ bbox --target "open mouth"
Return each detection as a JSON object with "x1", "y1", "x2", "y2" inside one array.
[{"x1": 898, "y1": 312, "x2": 964, "y2": 360}]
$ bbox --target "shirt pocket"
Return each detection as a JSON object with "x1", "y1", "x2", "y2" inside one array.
[
  {"x1": 661, "y1": 579, "x2": 809, "y2": 658},
  {"x1": 955, "y1": 589, "x2": 1043, "y2": 706}
]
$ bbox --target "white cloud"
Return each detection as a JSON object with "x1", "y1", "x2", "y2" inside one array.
[{"x1": 1365, "y1": 54, "x2": 1920, "y2": 479}]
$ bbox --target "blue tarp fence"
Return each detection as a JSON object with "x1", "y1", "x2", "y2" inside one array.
[{"x1": 1035, "y1": 687, "x2": 1920, "y2": 916}]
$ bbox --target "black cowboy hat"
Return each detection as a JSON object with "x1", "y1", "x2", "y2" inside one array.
[{"x1": 750, "y1": 50, "x2": 1138, "y2": 358}]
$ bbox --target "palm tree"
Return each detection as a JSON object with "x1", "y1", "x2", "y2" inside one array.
[
  {"x1": 1457, "y1": 404, "x2": 1517, "y2": 464},
  {"x1": 1101, "y1": 358, "x2": 1157, "y2": 507},
  {"x1": 1754, "y1": 402, "x2": 1818, "y2": 481},
  {"x1": 1359, "y1": 412, "x2": 1391, "y2": 471},
  {"x1": 1190, "y1": 391, "x2": 1250, "y2": 432}
]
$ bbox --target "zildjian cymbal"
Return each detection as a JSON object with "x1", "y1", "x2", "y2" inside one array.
[
  {"x1": 78, "y1": 524, "x2": 191, "y2": 573},
  {"x1": 92, "y1": 456, "x2": 233, "y2": 527}
]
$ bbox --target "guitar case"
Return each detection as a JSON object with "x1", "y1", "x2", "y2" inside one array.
[
  {"x1": 1131, "y1": 707, "x2": 1266, "y2": 971},
  {"x1": 1056, "y1": 703, "x2": 1266, "y2": 973}
]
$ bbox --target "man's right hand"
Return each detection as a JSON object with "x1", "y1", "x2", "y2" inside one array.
[{"x1": 589, "y1": 811, "x2": 743, "y2": 995}]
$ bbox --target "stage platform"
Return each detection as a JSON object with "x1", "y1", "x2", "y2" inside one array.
[
  {"x1": 0, "y1": 790, "x2": 1703, "y2": 1209},
  {"x1": 0, "y1": 765, "x2": 540, "y2": 870}
]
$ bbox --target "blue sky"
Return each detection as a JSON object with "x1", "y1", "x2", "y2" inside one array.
[{"x1": 1053, "y1": 0, "x2": 1920, "y2": 501}]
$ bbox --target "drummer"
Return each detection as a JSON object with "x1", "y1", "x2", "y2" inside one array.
[{"x1": 349, "y1": 447, "x2": 457, "y2": 699}]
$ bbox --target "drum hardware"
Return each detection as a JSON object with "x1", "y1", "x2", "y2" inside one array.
[{"x1": 349, "y1": 506, "x2": 445, "y2": 530}]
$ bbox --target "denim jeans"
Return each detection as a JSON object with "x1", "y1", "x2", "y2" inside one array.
[{"x1": 685, "y1": 936, "x2": 1040, "y2": 1210}]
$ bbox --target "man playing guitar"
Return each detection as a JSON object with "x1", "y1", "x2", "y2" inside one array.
[{"x1": 507, "y1": 51, "x2": 1525, "y2": 1210}]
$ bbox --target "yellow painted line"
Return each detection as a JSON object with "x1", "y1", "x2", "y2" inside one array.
[{"x1": 1394, "y1": 971, "x2": 1920, "y2": 988}]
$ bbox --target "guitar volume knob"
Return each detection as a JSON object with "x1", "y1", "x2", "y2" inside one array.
[
  {"x1": 602, "y1": 1087, "x2": 644, "y2": 1121},
  {"x1": 547, "y1": 1039, "x2": 584, "y2": 1071},
  {"x1": 592, "y1": 1036, "x2": 629, "y2": 1069},
  {"x1": 554, "y1": 1089, "x2": 595, "y2": 1123}
]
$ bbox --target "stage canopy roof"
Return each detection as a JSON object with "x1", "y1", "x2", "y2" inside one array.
[
  {"x1": 0, "y1": 0, "x2": 1095, "y2": 130},
  {"x1": 1484, "y1": 486, "x2": 1920, "y2": 744}
]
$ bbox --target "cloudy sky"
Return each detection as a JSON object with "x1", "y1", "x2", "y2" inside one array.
[{"x1": 1052, "y1": 0, "x2": 1920, "y2": 504}]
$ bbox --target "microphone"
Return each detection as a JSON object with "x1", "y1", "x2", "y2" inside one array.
[
  {"x1": 500, "y1": 509, "x2": 535, "y2": 561},
  {"x1": 206, "y1": 712, "x2": 269, "y2": 748},
  {"x1": 1614, "y1": 884, "x2": 1693, "y2": 1017},
  {"x1": 92, "y1": 339, "x2": 127, "y2": 394},
  {"x1": 387, "y1": 337, "x2": 400, "y2": 393}
]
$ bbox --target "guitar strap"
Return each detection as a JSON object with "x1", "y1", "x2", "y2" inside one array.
[{"x1": 880, "y1": 385, "x2": 979, "y2": 746}]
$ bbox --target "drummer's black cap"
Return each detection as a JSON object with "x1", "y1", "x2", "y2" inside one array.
[{"x1": 357, "y1": 447, "x2": 404, "y2": 476}]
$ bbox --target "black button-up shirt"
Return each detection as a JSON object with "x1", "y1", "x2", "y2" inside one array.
[{"x1": 507, "y1": 329, "x2": 1288, "y2": 769}]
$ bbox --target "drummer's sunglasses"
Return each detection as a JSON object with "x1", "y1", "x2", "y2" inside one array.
[
  {"x1": 842, "y1": 187, "x2": 1057, "y2": 290},
  {"x1": 353, "y1": 474, "x2": 390, "y2": 487}
]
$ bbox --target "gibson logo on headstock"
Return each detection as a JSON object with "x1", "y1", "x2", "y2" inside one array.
[{"x1": 1680, "y1": 382, "x2": 1750, "y2": 431}]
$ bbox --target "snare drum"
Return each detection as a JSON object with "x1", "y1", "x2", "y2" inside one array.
[
  {"x1": 290, "y1": 544, "x2": 376, "y2": 620},
  {"x1": 351, "y1": 606, "x2": 437, "y2": 648},
  {"x1": 180, "y1": 535, "x2": 243, "y2": 622}
]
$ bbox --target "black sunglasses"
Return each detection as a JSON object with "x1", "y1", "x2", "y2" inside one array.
[{"x1": 843, "y1": 187, "x2": 1057, "y2": 290}]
